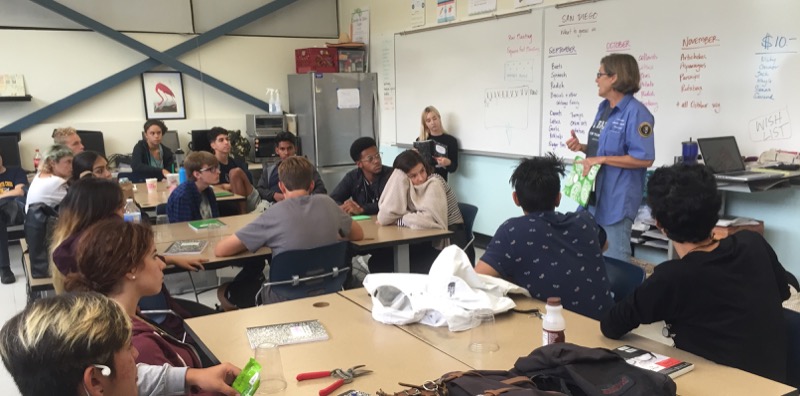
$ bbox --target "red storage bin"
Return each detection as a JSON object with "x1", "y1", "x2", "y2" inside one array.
[{"x1": 295, "y1": 48, "x2": 338, "y2": 74}]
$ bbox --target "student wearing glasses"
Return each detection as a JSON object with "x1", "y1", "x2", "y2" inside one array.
[
  {"x1": 166, "y1": 151, "x2": 220, "y2": 223},
  {"x1": 565, "y1": 53, "x2": 655, "y2": 262},
  {"x1": 330, "y1": 137, "x2": 392, "y2": 215}
]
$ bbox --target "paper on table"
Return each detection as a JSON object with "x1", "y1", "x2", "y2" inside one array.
[{"x1": 337, "y1": 88, "x2": 361, "y2": 109}]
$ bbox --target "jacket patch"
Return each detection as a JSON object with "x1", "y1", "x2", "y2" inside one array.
[{"x1": 638, "y1": 122, "x2": 653, "y2": 138}]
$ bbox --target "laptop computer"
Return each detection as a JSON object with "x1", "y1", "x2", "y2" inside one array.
[{"x1": 696, "y1": 136, "x2": 784, "y2": 182}]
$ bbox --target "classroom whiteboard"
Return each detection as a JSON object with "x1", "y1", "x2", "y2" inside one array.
[
  {"x1": 542, "y1": 0, "x2": 800, "y2": 165},
  {"x1": 394, "y1": 10, "x2": 545, "y2": 156}
]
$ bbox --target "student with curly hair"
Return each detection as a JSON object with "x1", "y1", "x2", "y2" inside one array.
[
  {"x1": 476, "y1": 154, "x2": 613, "y2": 319},
  {"x1": 601, "y1": 163, "x2": 791, "y2": 383}
]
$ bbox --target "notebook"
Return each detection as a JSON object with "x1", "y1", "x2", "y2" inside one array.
[
  {"x1": 613, "y1": 345, "x2": 694, "y2": 379},
  {"x1": 696, "y1": 137, "x2": 783, "y2": 182},
  {"x1": 245, "y1": 320, "x2": 329, "y2": 348},
  {"x1": 162, "y1": 240, "x2": 208, "y2": 255}
]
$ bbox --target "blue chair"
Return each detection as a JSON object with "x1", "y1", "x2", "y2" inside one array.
[
  {"x1": 257, "y1": 242, "x2": 349, "y2": 305},
  {"x1": 785, "y1": 308, "x2": 800, "y2": 388},
  {"x1": 457, "y1": 202, "x2": 478, "y2": 264},
  {"x1": 603, "y1": 256, "x2": 645, "y2": 302}
]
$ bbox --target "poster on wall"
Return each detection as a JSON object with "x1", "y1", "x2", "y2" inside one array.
[
  {"x1": 515, "y1": 0, "x2": 544, "y2": 8},
  {"x1": 141, "y1": 71, "x2": 185, "y2": 120},
  {"x1": 469, "y1": 0, "x2": 497, "y2": 15},
  {"x1": 437, "y1": 0, "x2": 456, "y2": 23},
  {"x1": 351, "y1": 8, "x2": 370, "y2": 45},
  {"x1": 410, "y1": 0, "x2": 426, "y2": 28}
]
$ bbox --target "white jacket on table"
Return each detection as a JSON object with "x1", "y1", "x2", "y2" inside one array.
[{"x1": 363, "y1": 245, "x2": 529, "y2": 332}]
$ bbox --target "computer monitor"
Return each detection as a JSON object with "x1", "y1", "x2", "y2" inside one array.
[
  {"x1": 162, "y1": 130, "x2": 180, "y2": 152},
  {"x1": 0, "y1": 133, "x2": 22, "y2": 168},
  {"x1": 189, "y1": 130, "x2": 213, "y2": 153},
  {"x1": 76, "y1": 130, "x2": 105, "y2": 157}
]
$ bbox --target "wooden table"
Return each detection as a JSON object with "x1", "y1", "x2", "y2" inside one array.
[
  {"x1": 133, "y1": 182, "x2": 244, "y2": 210},
  {"x1": 152, "y1": 213, "x2": 259, "y2": 244},
  {"x1": 185, "y1": 294, "x2": 471, "y2": 394},
  {"x1": 351, "y1": 216, "x2": 453, "y2": 272},
  {"x1": 339, "y1": 289, "x2": 798, "y2": 396},
  {"x1": 154, "y1": 213, "x2": 268, "y2": 273}
]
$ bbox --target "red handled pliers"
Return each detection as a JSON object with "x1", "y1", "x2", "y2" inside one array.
[{"x1": 296, "y1": 365, "x2": 372, "y2": 396}]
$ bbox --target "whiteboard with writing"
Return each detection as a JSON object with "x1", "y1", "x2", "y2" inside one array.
[
  {"x1": 542, "y1": 0, "x2": 800, "y2": 165},
  {"x1": 394, "y1": 10, "x2": 545, "y2": 156}
]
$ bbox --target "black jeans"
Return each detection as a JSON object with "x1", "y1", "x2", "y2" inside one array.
[{"x1": 0, "y1": 198, "x2": 23, "y2": 271}]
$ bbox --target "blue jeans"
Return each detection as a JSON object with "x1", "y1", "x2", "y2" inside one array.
[{"x1": 603, "y1": 218, "x2": 633, "y2": 263}]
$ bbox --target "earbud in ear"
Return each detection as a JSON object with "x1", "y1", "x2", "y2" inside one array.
[{"x1": 93, "y1": 364, "x2": 111, "y2": 377}]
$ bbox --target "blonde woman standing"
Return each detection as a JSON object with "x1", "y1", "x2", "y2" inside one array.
[{"x1": 418, "y1": 106, "x2": 459, "y2": 181}]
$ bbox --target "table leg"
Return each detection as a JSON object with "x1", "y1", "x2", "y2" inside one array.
[{"x1": 394, "y1": 244, "x2": 410, "y2": 273}]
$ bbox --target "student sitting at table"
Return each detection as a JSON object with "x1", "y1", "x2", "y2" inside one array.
[
  {"x1": 207, "y1": 127, "x2": 261, "y2": 214},
  {"x1": 216, "y1": 156, "x2": 364, "y2": 306},
  {"x1": 166, "y1": 151, "x2": 220, "y2": 223},
  {"x1": 0, "y1": 292, "x2": 241, "y2": 396},
  {"x1": 52, "y1": 126, "x2": 84, "y2": 154},
  {"x1": 600, "y1": 163, "x2": 791, "y2": 383},
  {"x1": 0, "y1": 151, "x2": 27, "y2": 285},
  {"x1": 52, "y1": 177, "x2": 207, "y2": 282},
  {"x1": 330, "y1": 137, "x2": 392, "y2": 216},
  {"x1": 26, "y1": 144, "x2": 73, "y2": 212},
  {"x1": 255, "y1": 131, "x2": 326, "y2": 203},
  {"x1": 132, "y1": 119, "x2": 175, "y2": 180},
  {"x1": 377, "y1": 150, "x2": 465, "y2": 272},
  {"x1": 474, "y1": 154, "x2": 614, "y2": 320},
  {"x1": 71, "y1": 150, "x2": 112, "y2": 181},
  {"x1": 51, "y1": 178, "x2": 212, "y2": 341},
  {"x1": 63, "y1": 220, "x2": 237, "y2": 389}
]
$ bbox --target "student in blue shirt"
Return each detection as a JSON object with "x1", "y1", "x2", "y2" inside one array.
[
  {"x1": 566, "y1": 53, "x2": 655, "y2": 262},
  {"x1": 166, "y1": 151, "x2": 220, "y2": 223},
  {"x1": 476, "y1": 154, "x2": 613, "y2": 320}
]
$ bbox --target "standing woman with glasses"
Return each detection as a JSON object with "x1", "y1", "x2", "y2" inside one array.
[
  {"x1": 132, "y1": 119, "x2": 175, "y2": 180},
  {"x1": 565, "y1": 53, "x2": 655, "y2": 262},
  {"x1": 330, "y1": 137, "x2": 393, "y2": 215},
  {"x1": 418, "y1": 106, "x2": 459, "y2": 182}
]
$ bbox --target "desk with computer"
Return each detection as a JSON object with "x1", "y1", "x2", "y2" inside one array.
[{"x1": 697, "y1": 136, "x2": 800, "y2": 193}]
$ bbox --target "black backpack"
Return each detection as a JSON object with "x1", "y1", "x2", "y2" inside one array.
[
  {"x1": 511, "y1": 343, "x2": 677, "y2": 396},
  {"x1": 24, "y1": 203, "x2": 59, "y2": 278}
]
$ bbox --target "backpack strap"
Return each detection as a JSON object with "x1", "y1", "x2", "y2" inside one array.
[
  {"x1": 484, "y1": 388, "x2": 518, "y2": 396},
  {"x1": 501, "y1": 376, "x2": 535, "y2": 386}
]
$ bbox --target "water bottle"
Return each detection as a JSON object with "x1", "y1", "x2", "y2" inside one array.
[
  {"x1": 123, "y1": 198, "x2": 141, "y2": 223},
  {"x1": 273, "y1": 89, "x2": 282, "y2": 114},
  {"x1": 542, "y1": 297, "x2": 566, "y2": 345},
  {"x1": 178, "y1": 166, "x2": 187, "y2": 184},
  {"x1": 174, "y1": 148, "x2": 185, "y2": 168},
  {"x1": 33, "y1": 149, "x2": 42, "y2": 170}
]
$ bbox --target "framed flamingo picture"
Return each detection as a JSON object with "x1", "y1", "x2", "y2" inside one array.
[{"x1": 141, "y1": 71, "x2": 186, "y2": 120}]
